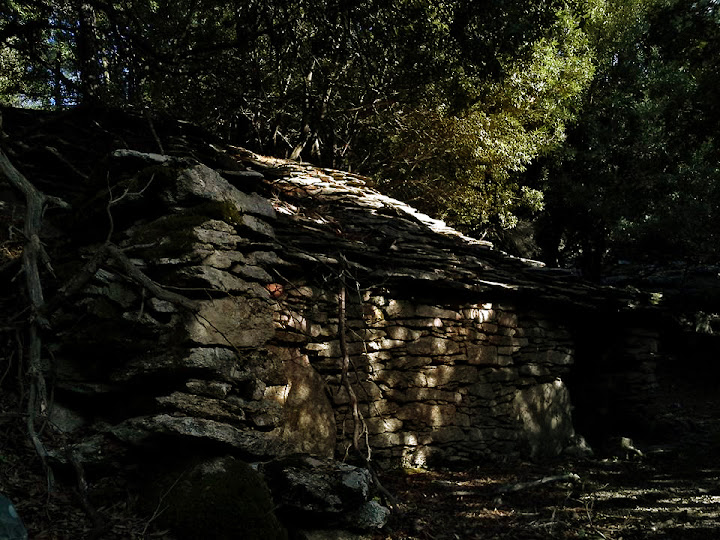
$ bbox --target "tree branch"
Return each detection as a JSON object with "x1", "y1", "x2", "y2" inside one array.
[
  {"x1": 338, "y1": 278, "x2": 368, "y2": 459},
  {"x1": 496, "y1": 473, "x2": 581, "y2": 495},
  {"x1": 105, "y1": 244, "x2": 199, "y2": 312},
  {"x1": 337, "y1": 264, "x2": 398, "y2": 508},
  {"x1": 0, "y1": 148, "x2": 70, "y2": 490}
]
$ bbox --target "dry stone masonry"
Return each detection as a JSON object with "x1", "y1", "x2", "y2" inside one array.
[
  {"x1": 0, "y1": 108, "x2": 670, "y2": 536},
  {"x1": 1, "y1": 108, "x2": 663, "y2": 476},
  {"x1": 274, "y1": 289, "x2": 578, "y2": 465}
]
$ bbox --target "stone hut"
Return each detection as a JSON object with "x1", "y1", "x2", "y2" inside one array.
[{"x1": 0, "y1": 108, "x2": 660, "y2": 471}]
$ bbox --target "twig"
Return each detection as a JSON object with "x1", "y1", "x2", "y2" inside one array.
[
  {"x1": 68, "y1": 448, "x2": 109, "y2": 538},
  {"x1": 336, "y1": 263, "x2": 397, "y2": 509},
  {"x1": 582, "y1": 493, "x2": 607, "y2": 539},
  {"x1": 192, "y1": 311, "x2": 244, "y2": 356},
  {"x1": 496, "y1": 473, "x2": 581, "y2": 494},
  {"x1": 0, "y1": 349, "x2": 13, "y2": 388},
  {"x1": 0, "y1": 412, "x2": 27, "y2": 419},
  {"x1": 145, "y1": 108, "x2": 165, "y2": 155},
  {"x1": 26, "y1": 347, "x2": 54, "y2": 491},
  {"x1": 42, "y1": 244, "x2": 110, "y2": 317},
  {"x1": 14, "y1": 330, "x2": 25, "y2": 401},
  {"x1": 105, "y1": 172, "x2": 156, "y2": 243},
  {"x1": 44, "y1": 145, "x2": 89, "y2": 181},
  {"x1": 338, "y1": 276, "x2": 367, "y2": 461},
  {"x1": 141, "y1": 471, "x2": 186, "y2": 536}
]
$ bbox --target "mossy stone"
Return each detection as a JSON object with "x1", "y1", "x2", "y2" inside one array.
[
  {"x1": 130, "y1": 200, "x2": 242, "y2": 259},
  {"x1": 151, "y1": 456, "x2": 287, "y2": 540}
]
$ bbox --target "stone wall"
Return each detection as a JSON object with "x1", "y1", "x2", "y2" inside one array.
[
  {"x1": 26, "y1": 141, "x2": 661, "y2": 470},
  {"x1": 0, "y1": 108, "x2": 672, "y2": 539},
  {"x1": 270, "y1": 286, "x2": 578, "y2": 465}
]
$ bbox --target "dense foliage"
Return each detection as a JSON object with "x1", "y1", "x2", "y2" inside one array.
[
  {"x1": 1, "y1": 0, "x2": 719, "y2": 274},
  {"x1": 530, "y1": 0, "x2": 720, "y2": 274}
]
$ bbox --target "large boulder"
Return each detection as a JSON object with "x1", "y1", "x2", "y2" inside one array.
[
  {"x1": 144, "y1": 456, "x2": 286, "y2": 540},
  {"x1": 261, "y1": 456, "x2": 390, "y2": 532}
]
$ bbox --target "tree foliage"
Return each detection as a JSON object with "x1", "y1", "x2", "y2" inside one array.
[
  {"x1": 0, "y1": 0, "x2": 600, "y2": 232},
  {"x1": 531, "y1": 0, "x2": 720, "y2": 274},
  {"x1": 374, "y1": 3, "x2": 595, "y2": 233},
  {"x1": 2, "y1": 0, "x2": 719, "y2": 269}
]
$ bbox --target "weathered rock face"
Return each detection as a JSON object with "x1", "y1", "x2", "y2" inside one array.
[
  {"x1": 1, "y1": 108, "x2": 662, "y2": 476},
  {"x1": 48, "y1": 157, "x2": 337, "y2": 462},
  {"x1": 262, "y1": 455, "x2": 389, "y2": 530}
]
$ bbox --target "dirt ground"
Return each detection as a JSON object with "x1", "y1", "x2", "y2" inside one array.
[
  {"x1": 377, "y1": 371, "x2": 720, "y2": 540},
  {"x1": 377, "y1": 441, "x2": 720, "y2": 540},
  {"x1": 1, "y1": 369, "x2": 719, "y2": 539}
]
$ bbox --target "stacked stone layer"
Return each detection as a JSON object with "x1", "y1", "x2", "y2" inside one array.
[{"x1": 0, "y1": 110, "x2": 660, "y2": 467}]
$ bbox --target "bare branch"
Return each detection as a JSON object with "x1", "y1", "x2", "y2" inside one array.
[
  {"x1": 105, "y1": 244, "x2": 198, "y2": 312},
  {"x1": 144, "y1": 109, "x2": 165, "y2": 155},
  {"x1": 496, "y1": 473, "x2": 581, "y2": 495},
  {"x1": 0, "y1": 148, "x2": 62, "y2": 489}
]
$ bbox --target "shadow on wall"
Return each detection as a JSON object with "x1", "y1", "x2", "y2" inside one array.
[
  {"x1": 264, "y1": 346, "x2": 337, "y2": 458},
  {"x1": 335, "y1": 373, "x2": 577, "y2": 467},
  {"x1": 512, "y1": 379, "x2": 576, "y2": 459},
  {"x1": 284, "y1": 295, "x2": 584, "y2": 467}
]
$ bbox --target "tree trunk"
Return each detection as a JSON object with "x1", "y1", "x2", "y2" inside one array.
[{"x1": 76, "y1": 2, "x2": 104, "y2": 106}]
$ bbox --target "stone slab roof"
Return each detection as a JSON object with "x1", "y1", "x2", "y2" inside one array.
[
  {"x1": 222, "y1": 146, "x2": 639, "y2": 312},
  {"x1": 0, "y1": 106, "x2": 646, "y2": 314}
]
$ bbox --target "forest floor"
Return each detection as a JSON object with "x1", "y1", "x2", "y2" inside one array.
[
  {"x1": 378, "y1": 440, "x2": 720, "y2": 540},
  {"x1": 378, "y1": 372, "x2": 720, "y2": 540},
  {"x1": 1, "y1": 370, "x2": 719, "y2": 539}
]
